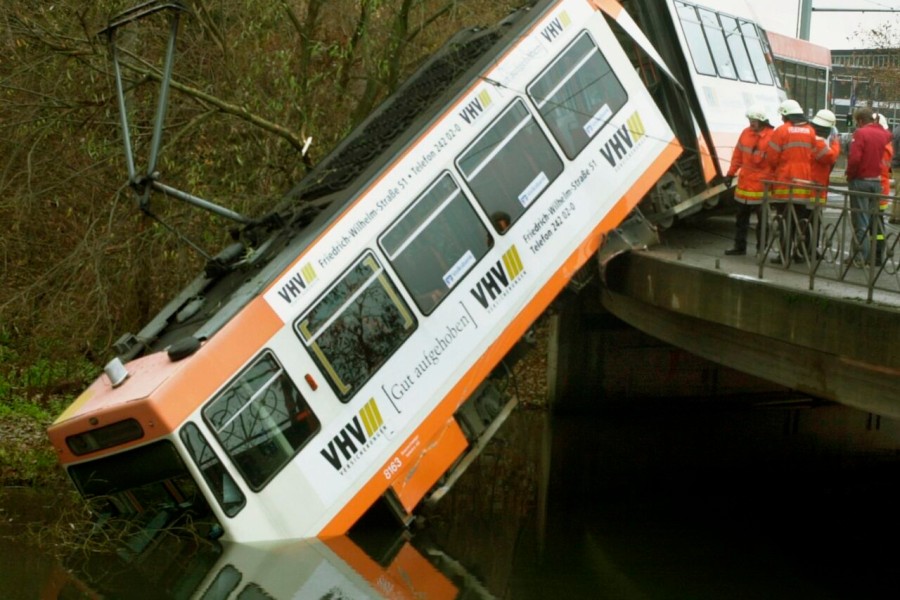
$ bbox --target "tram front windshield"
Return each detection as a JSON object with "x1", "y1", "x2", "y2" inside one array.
[{"x1": 68, "y1": 440, "x2": 216, "y2": 530}]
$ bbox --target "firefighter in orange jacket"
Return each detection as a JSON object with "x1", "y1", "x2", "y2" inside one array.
[
  {"x1": 767, "y1": 99, "x2": 817, "y2": 261},
  {"x1": 808, "y1": 109, "x2": 840, "y2": 258},
  {"x1": 724, "y1": 105, "x2": 774, "y2": 255},
  {"x1": 810, "y1": 109, "x2": 840, "y2": 201}
]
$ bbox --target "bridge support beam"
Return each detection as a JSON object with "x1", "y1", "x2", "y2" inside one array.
[
  {"x1": 547, "y1": 286, "x2": 787, "y2": 412},
  {"x1": 597, "y1": 250, "x2": 900, "y2": 418}
]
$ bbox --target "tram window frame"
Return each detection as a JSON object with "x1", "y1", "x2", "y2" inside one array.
[
  {"x1": 675, "y1": 1, "x2": 717, "y2": 77},
  {"x1": 295, "y1": 252, "x2": 416, "y2": 402},
  {"x1": 696, "y1": 8, "x2": 736, "y2": 80},
  {"x1": 181, "y1": 422, "x2": 246, "y2": 517},
  {"x1": 201, "y1": 350, "x2": 322, "y2": 492},
  {"x1": 718, "y1": 15, "x2": 756, "y2": 83},
  {"x1": 526, "y1": 31, "x2": 628, "y2": 160},
  {"x1": 740, "y1": 20, "x2": 776, "y2": 86},
  {"x1": 379, "y1": 172, "x2": 491, "y2": 315},
  {"x1": 455, "y1": 98, "x2": 563, "y2": 229}
]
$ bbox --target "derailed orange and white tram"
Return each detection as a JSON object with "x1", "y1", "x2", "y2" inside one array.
[{"x1": 48, "y1": 0, "x2": 792, "y2": 544}]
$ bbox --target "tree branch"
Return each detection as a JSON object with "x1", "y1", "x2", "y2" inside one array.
[{"x1": 121, "y1": 60, "x2": 308, "y2": 153}]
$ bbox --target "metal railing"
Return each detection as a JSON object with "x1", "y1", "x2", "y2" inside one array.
[{"x1": 756, "y1": 180, "x2": 900, "y2": 303}]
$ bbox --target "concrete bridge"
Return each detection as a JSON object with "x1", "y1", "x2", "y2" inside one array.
[{"x1": 549, "y1": 194, "x2": 900, "y2": 419}]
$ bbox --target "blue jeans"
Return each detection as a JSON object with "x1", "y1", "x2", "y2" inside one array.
[{"x1": 848, "y1": 179, "x2": 881, "y2": 261}]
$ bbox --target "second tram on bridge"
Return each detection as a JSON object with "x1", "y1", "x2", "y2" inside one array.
[{"x1": 48, "y1": 0, "x2": 806, "y2": 543}]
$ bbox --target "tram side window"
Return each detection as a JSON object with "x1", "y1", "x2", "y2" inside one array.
[
  {"x1": 181, "y1": 422, "x2": 245, "y2": 517},
  {"x1": 456, "y1": 99, "x2": 563, "y2": 228},
  {"x1": 675, "y1": 2, "x2": 716, "y2": 77},
  {"x1": 295, "y1": 252, "x2": 416, "y2": 401},
  {"x1": 719, "y1": 15, "x2": 755, "y2": 83},
  {"x1": 527, "y1": 32, "x2": 627, "y2": 160},
  {"x1": 380, "y1": 173, "x2": 490, "y2": 315},
  {"x1": 696, "y1": 8, "x2": 736, "y2": 80},
  {"x1": 202, "y1": 351, "x2": 321, "y2": 491},
  {"x1": 740, "y1": 20, "x2": 775, "y2": 86}
]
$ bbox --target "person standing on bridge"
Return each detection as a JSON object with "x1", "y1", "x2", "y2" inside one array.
[
  {"x1": 810, "y1": 109, "x2": 840, "y2": 199},
  {"x1": 873, "y1": 113, "x2": 892, "y2": 265},
  {"x1": 891, "y1": 120, "x2": 900, "y2": 224},
  {"x1": 846, "y1": 107, "x2": 892, "y2": 264},
  {"x1": 724, "y1": 105, "x2": 774, "y2": 256},
  {"x1": 808, "y1": 109, "x2": 841, "y2": 257},
  {"x1": 767, "y1": 99, "x2": 817, "y2": 263}
]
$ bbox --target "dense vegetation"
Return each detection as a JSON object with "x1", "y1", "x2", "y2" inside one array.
[{"x1": 0, "y1": 0, "x2": 522, "y2": 480}]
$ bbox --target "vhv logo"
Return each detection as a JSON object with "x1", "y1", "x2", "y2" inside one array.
[
  {"x1": 600, "y1": 112, "x2": 645, "y2": 168},
  {"x1": 321, "y1": 399, "x2": 385, "y2": 474},
  {"x1": 540, "y1": 11, "x2": 572, "y2": 42},
  {"x1": 470, "y1": 245, "x2": 525, "y2": 309},
  {"x1": 459, "y1": 89, "x2": 493, "y2": 125},
  {"x1": 276, "y1": 263, "x2": 318, "y2": 305}
]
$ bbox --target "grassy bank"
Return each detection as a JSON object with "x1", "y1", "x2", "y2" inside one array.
[
  {"x1": 0, "y1": 346, "x2": 98, "y2": 488},
  {"x1": 0, "y1": 399, "x2": 70, "y2": 489}
]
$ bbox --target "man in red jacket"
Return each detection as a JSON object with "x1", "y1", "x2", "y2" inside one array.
[{"x1": 846, "y1": 107, "x2": 893, "y2": 264}]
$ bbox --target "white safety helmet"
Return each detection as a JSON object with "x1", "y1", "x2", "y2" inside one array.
[
  {"x1": 745, "y1": 104, "x2": 769, "y2": 123},
  {"x1": 811, "y1": 109, "x2": 836, "y2": 128},
  {"x1": 874, "y1": 112, "x2": 890, "y2": 130},
  {"x1": 778, "y1": 99, "x2": 804, "y2": 116}
]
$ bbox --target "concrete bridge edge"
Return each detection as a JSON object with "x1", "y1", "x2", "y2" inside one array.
[{"x1": 593, "y1": 251, "x2": 900, "y2": 418}]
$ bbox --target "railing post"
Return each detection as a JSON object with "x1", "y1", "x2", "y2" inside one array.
[{"x1": 759, "y1": 185, "x2": 769, "y2": 279}]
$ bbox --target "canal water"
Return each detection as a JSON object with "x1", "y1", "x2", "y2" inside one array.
[{"x1": 3, "y1": 398, "x2": 900, "y2": 599}]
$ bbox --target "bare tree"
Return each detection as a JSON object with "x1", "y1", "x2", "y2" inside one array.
[{"x1": 0, "y1": 0, "x2": 516, "y2": 384}]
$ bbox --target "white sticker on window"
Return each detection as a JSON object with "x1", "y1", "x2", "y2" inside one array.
[
  {"x1": 584, "y1": 104, "x2": 613, "y2": 138},
  {"x1": 443, "y1": 249, "x2": 476, "y2": 288},
  {"x1": 518, "y1": 171, "x2": 550, "y2": 207}
]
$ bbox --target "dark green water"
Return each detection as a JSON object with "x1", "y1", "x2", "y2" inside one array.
[{"x1": 3, "y1": 400, "x2": 899, "y2": 599}]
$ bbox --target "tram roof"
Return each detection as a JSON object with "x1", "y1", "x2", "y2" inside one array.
[{"x1": 766, "y1": 30, "x2": 832, "y2": 69}]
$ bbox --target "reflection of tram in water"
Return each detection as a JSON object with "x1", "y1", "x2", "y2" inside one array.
[
  {"x1": 48, "y1": 532, "x2": 475, "y2": 599},
  {"x1": 193, "y1": 537, "x2": 470, "y2": 600},
  {"x1": 48, "y1": 0, "x2": 801, "y2": 543}
]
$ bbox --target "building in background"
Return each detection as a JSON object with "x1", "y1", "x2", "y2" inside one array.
[
  {"x1": 831, "y1": 49, "x2": 900, "y2": 129},
  {"x1": 767, "y1": 30, "x2": 832, "y2": 124}
]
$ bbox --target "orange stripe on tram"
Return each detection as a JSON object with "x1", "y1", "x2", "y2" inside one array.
[{"x1": 589, "y1": 0, "x2": 624, "y2": 18}]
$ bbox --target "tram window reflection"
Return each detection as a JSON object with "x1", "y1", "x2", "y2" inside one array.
[
  {"x1": 527, "y1": 31, "x2": 627, "y2": 159},
  {"x1": 202, "y1": 351, "x2": 321, "y2": 491},
  {"x1": 456, "y1": 98, "x2": 562, "y2": 227},
  {"x1": 197, "y1": 564, "x2": 242, "y2": 600},
  {"x1": 295, "y1": 253, "x2": 416, "y2": 402},
  {"x1": 380, "y1": 173, "x2": 491, "y2": 315}
]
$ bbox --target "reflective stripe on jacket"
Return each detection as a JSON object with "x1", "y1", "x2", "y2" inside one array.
[
  {"x1": 767, "y1": 122, "x2": 817, "y2": 199},
  {"x1": 728, "y1": 125, "x2": 774, "y2": 204}
]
